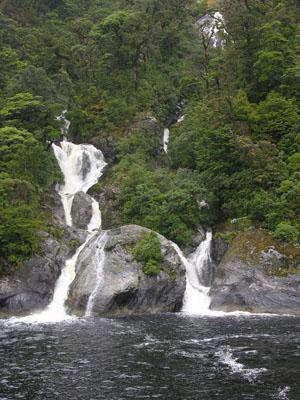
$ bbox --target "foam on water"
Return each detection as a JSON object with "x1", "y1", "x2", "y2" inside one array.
[{"x1": 216, "y1": 346, "x2": 267, "y2": 382}]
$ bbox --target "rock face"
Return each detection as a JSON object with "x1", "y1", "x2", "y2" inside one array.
[
  {"x1": 0, "y1": 219, "x2": 87, "y2": 315},
  {"x1": 71, "y1": 191, "x2": 94, "y2": 229},
  {"x1": 87, "y1": 168, "x2": 122, "y2": 230},
  {"x1": 209, "y1": 229, "x2": 300, "y2": 314},
  {"x1": 0, "y1": 228, "x2": 82, "y2": 314},
  {"x1": 67, "y1": 225, "x2": 186, "y2": 316}
]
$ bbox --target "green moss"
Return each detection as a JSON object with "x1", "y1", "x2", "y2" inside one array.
[{"x1": 215, "y1": 231, "x2": 238, "y2": 242}]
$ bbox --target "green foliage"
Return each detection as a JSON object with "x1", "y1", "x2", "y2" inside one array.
[
  {"x1": 68, "y1": 239, "x2": 81, "y2": 249},
  {"x1": 134, "y1": 230, "x2": 163, "y2": 276},
  {"x1": 0, "y1": 0, "x2": 300, "y2": 273},
  {"x1": 143, "y1": 260, "x2": 160, "y2": 277},
  {"x1": 0, "y1": 126, "x2": 62, "y2": 186},
  {"x1": 0, "y1": 178, "x2": 41, "y2": 268},
  {"x1": 274, "y1": 222, "x2": 298, "y2": 243},
  {"x1": 214, "y1": 231, "x2": 237, "y2": 242}
]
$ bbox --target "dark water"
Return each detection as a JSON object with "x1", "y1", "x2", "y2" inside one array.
[{"x1": 0, "y1": 313, "x2": 299, "y2": 400}]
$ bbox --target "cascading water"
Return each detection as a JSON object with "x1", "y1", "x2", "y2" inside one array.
[
  {"x1": 182, "y1": 231, "x2": 213, "y2": 314},
  {"x1": 16, "y1": 111, "x2": 107, "y2": 322},
  {"x1": 52, "y1": 141, "x2": 106, "y2": 226},
  {"x1": 18, "y1": 140, "x2": 107, "y2": 323},
  {"x1": 173, "y1": 230, "x2": 215, "y2": 315},
  {"x1": 163, "y1": 128, "x2": 169, "y2": 153},
  {"x1": 85, "y1": 232, "x2": 107, "y2": 317}
]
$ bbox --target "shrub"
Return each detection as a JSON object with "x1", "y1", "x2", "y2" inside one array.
[
  {"x1": 274, "y1": 222, "x2": 298, "y2": 243},
  {"x1": 134, "y1": 231, "x2": 163, "y2": 276},
  {"x1": 143, "y1": 259, "x2": 160, "y2": 276}
]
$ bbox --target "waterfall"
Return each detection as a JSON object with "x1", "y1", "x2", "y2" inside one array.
[
  {"x1": 163, "y1": 128, "x2": 169, "y2": 153},
  {"x1": 173, "y1": 231, "x2": 214, "y2": 315},
  {"x1": 52, "y1": 141, "x2": 106, "y2": 226},
  {"x1": 16, "y1": 109, "x2": 107, "y2": 322},
  {"x1": 18, "y1": 139, "x2": 107, "y2": 323},
  {"x1": 85, "y1": 232, "x2": 107, "y2": 317},
  {"x1": 55, "y1": 109, "x2": 70, "y2": 135}
]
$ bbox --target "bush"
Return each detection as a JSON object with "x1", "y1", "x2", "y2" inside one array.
[
  {"x1": 143, "y1": 260, "x2": 160, "y2": 276},
  {"x1": 274, "y1": 222, "x2": 298, "y2": 243},
  {"x1": 134, "y1": 231, "x2": 163, "y2": 276}
]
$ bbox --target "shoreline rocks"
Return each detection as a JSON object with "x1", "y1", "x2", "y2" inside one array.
[{"x1": 209, "y1": 229, "x2": 300, "y2": 315}]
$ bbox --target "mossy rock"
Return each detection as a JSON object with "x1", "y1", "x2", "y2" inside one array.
[{"x1": 220, "y1": 229, "x2": 300, "y2": 277}]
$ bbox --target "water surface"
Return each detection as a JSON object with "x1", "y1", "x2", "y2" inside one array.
[{"x1": 0, "y1": 313, "x2": 299, "y2": 399}]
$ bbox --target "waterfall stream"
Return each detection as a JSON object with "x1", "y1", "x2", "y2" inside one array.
[
  {"x1": 182, "y1": 231, "x2": 213, "y2": 314},
  {"x1": 173, "y1": 231, "x2": 215, "y2": 315},
  {"x1": 15, "y1": 112, "x2": 216, "y2": 322},
  {"x1": 85, "y1": 232, "x2": 108, "y2": 317},
  {"x1": 19, "y1": 132, "x2": 107, "y2": 322},
  {"x1": 52, "y1": 141, "x2": 106, "y2": 226},
  {"x1": 163, "y1": 128, "x2": 169, "y2": 153},
  {"x1": 46, "y1": 140, "x2": 106, "y2": 321}
]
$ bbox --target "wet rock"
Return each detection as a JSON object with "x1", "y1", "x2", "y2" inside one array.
[
  {"x1": 88, "y1": 175, "x2": 121, "y2": 230},
  {"x1": 44, "y1": 185, "x2": 65, "y2": 221},
  {"x1": 67, "y1": 225, "x2": 186, "y2": 316},
  {"x1": 211, "y1": 237, "x2": 228, "y2": 265},
  {"x1": 0, "y1": 226, "x2": 87, "y2": 315},
  {"x1": 209, "y1": 229, "x2": 300, "y2": 314},
  {"x1": 71, "y1": 191, "x2": 94, "y2": 230}
]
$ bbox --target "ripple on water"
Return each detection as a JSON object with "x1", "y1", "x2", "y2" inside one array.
[{"x1": 0, "y1": 314, "x2": 299, "y2": 400}]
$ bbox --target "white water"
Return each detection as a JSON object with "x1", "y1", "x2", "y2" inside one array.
[
  {"x1": 173, "y1": 230, "x2": 223, "y2": 315},
  {"x1": 175, "y1": 231, "x2": 214, "y2": 315},
  {"x1": 17, "y1": 139, "x2": 106, "y2": 323},
  {"x1": 52, "y1": 141, "x2": 106, "y2": 225},
  {"x1": 216, "y1": 346, "x2": 267, "y2": 382},
  {"x1": 13, "y1": 114, "x2": 107, "y2": 323},
  {"x1": 163, "y1": 128, "x2": 169, "y2": 153},
  {"x1": 55, "y1": 109, "x2": 70, "y2": 135},
  {"x1": 39, "y1": 141, "x2": 106, "y2": 321},
  {"x1": 175, "y1": 230, "x2": 252, "y2": 317},
  {"x1": 18, "y1": 235, "x2": 95, "y2": 324},
  {"x1": 85, "y1": 232, "x2": 107, "y2": 317},
  {"x1": 197, "y1": 11, "x2": 225, "y2": 47}
]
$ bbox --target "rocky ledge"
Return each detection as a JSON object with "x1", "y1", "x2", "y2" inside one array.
[
  {"x1": 66, "y1": 225, "x2": 186, "y2": 316},
  {"x1": 209, "y1": 229, "x2": 300, "y2": 314}
]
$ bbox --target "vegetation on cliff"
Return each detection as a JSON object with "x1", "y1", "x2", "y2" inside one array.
[{"x1": 1, "y1": 0, "x2": 300, "y2": 271}]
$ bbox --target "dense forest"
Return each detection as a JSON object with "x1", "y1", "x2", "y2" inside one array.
[{"x1": 1, "y1": 0, "x2": 300, "y2": 274}]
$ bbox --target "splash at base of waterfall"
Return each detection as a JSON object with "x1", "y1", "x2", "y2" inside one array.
[
  {"x1": 15, "y1": 232, "x2": 98, "y2": 324},
  {"x1": 181, "y1": 282, "x2": 211, "y2": 315},
  {"x1": 179, "y1": 230, "x2": 251, "y2": 317}
]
